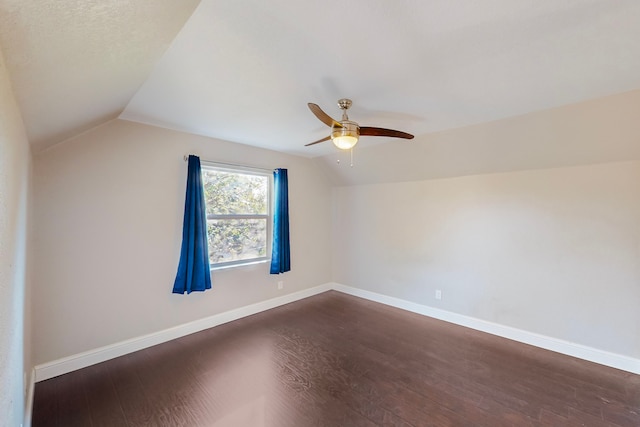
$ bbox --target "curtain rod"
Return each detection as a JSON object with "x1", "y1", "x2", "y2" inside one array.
[{"x1": 183, "y1": 155, "x2": 274, "y2": 173}]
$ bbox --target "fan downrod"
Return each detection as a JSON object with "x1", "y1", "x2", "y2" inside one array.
[{"x1": 337, "y1": 98, "x2": 352, "y2": 120}]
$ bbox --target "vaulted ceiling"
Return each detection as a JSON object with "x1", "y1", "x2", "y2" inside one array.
[
  {"x1": 1, "y1": 0, "x2": 640, "y2": 158},
  {"x1": 0, "y1": 0, "x2": 200, "y2": 151}
]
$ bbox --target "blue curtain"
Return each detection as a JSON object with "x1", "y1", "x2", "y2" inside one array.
[
  {"x1": 270, "y1": 168, "x2": 290, "y2": 274},
  {"x1": 173, "y1": 155, "x2": 212, "y2": 294}
]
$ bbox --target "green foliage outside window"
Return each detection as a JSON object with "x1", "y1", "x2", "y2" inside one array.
[{"x1": 202, "y1": 168, "x2": 269, "y2": 265}]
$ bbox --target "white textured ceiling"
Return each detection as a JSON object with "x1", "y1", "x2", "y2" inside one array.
[
  {"x1": 0, "y1": 0, "x2": 200, "y2": 151},
  {"x1": 2, "y1": 0, "x2": 640, "y2": 157},
  {"x1": 122, "y1": 0, "x2": 640, "y2": 157}
]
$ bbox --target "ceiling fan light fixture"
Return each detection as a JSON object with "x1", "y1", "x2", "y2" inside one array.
[
  {"x1": 305, "y1": 99, "x2": 413, "y2": 149},
  {"x1": 331, "y1": 121, "x2": 359, "y2": 150}
]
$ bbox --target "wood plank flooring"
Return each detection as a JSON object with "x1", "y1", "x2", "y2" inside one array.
[{"x1": 32, "y1": 291, "x2": 640, "y2": 426}]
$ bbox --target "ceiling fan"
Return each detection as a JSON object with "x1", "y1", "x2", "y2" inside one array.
[{"x1": 305, "y1": 98, "x2": 414, "y2": 150}]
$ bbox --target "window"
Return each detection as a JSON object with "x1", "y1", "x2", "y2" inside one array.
[{"x1": 201, "y1": 164, "x2": 271, "y2": 269}]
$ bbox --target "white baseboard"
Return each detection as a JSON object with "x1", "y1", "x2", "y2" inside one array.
[
  {"x1": 332, "y1": 283, "x2": 640, "y2": 375},
  {"x1": 34, "y1": 283, "x2": 333, "y2": 382},
  {"x1": 33, "y1": 281, "x2": 640, "y2": 384},
  {"x1": 24, "y1": 368, "x2": 35, "y2": 427}
]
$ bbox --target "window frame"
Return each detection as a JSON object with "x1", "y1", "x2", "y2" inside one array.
[{"x1": 201, "y1": 161, "x2": 273, "y2": 270}]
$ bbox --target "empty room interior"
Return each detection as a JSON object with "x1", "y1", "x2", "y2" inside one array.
[{"x1": 2, "y1": 1, "x2": 640, "y2": 426}]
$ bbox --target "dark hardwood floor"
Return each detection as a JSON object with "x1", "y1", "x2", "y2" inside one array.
[{"x1": 33, "y1": 291, "x2": 640, "y2": 426}]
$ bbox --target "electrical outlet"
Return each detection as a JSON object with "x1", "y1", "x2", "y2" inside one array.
[
  {"x1": 435, "y1": 289, "x2": 442, "y2": 300},
  {"x1": 277, "y1": 281, "x2": 284, "y2": 290}
]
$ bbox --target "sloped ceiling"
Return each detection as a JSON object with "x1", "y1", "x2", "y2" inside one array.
[
  {"x1": 0, "y1": 0, "x2": 200, "y2": 151},
  {"x1": 316, "y1": 89, "x2": 640, "y2": 186},
  {"x1": 1, "y1": 0, "x2": 640, "y2": 159}
]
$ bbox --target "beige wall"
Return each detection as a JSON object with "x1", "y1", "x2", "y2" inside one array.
[
  {"x1": 333, "y1": 161, "x2": 640, "y2": 358},
  {"x1": 0, "y1": 46, "x2": 32, "y2": 426},
  {"x1": 32, "y1": 119, "x2": 333, "y2": 364}
]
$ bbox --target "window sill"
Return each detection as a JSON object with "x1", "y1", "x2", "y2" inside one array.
[{"x1": 210, "y1": 258, "x2": 270, "y2": 271}]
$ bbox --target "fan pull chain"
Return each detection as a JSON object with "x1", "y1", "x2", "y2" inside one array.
[{"x1": 335, "y1": 150, "x2": 355, "y2": 167}]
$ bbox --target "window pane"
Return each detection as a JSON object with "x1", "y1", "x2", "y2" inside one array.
[
  {"x1": 202, "y1": 169, "x2": 268, "y2": 215},
  {"x1": 207, "y1": 219, "x2": 267, "y2": 264}
]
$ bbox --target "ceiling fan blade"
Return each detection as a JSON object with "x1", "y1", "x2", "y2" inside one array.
[
  {"x1": 304, "y1": 135, "x2": 331, "y2": 146},
  {"x1": 308, "y1": 103, "x2": 342, "y2": 128},
  {"x1": 359, "y1": 126, "x2": 414, "y2": 139}
]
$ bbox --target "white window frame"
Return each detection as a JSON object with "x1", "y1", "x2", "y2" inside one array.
[{"x1": 201, "y1": 162, "x2": 272, "y2": 270}]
